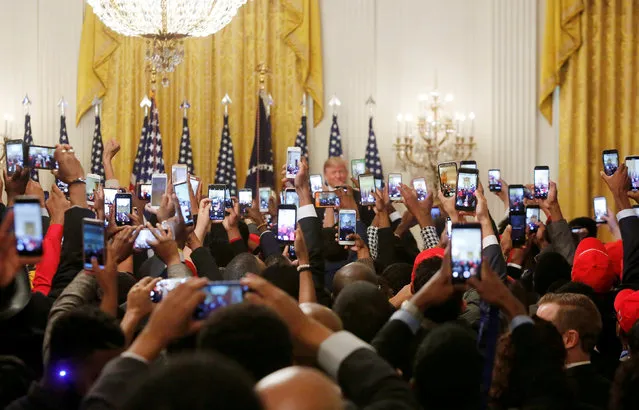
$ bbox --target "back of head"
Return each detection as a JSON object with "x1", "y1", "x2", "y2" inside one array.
[
  {"x1": 257, "y1": 366, "x2": 342, "y2": 410},
  {"x1": 299, "y1": 302, "x2": 343, "y2": 332},
  {"x1": 413, "y1": 322, "x2": 481, "y2": 409},
  {"x1": 332, "y1": 262, "x2": 377, "y2": 299},
  {"x1": 197, "y1": 303, "x2": 293, "y2": 381},
  {"x1": 332, "y1": 281, "x2": 393, "y2": 343},
  {"x1": 381, "y1": 263, "x2": 412, "y2": 296},
  {"x1": 261, "y1": 264, "x2": 299, "y2": 300},
  {"x1": 123, "y1": 353, "x2": 262, "y2": 410},
  {"x1": 413, "y1": 255, "x2": 462, "y2": 323},
  {"x1": 569, "y1": 217, "x2": 598, "y2": 239},
  {"x1": 611, "y1": 355, "x2": 639, "y2": 410},
  {"x1": 322, "y1": 227, "x2": 349, "y2": 262},
  {"x1": 533, "y1": 252, "x2": 571, "y2": 296},
  {"x1": 206, "y1": 224, "x2": 234, "y2": 267},
  {"x1": 571, "y1": 237, "x2": 616, "y2": 293},
  {"x1": 224, "y1": 253, "x2": 265, "y2": 281}
]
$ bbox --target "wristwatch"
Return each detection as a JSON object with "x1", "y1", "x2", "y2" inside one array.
[
  {"x1": 68, "y1": 177, "x2": 86, "y2": 186},
  {"x1": 400, "y1": 300, "x2": 423, "y2": 321}
]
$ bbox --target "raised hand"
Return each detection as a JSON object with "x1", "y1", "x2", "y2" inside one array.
[
  {"x1": 467, "y1": 260, "x2": 526, "y2": 319},
  {"x1": 246, "y1": 199, "x2": 266, "y2": 226},
  {"x1": 293, "y1": 226, "x2": 310, "y2": 265},
  {"x1": 103, "y1": 139, "x2": 121, "y2": 161},
  {"x1": 46, "y1": 184, "x2": 70, "y2": 225},
  {"x1": 3, "y1": 166, "x2": 30, "y2": 205},
  {"x1": 438, "y1": 190, "x2": 459, "y2": 222},
  {"x1": 601, "y1": 164, "x2": 632, "y2": 212},
  {"x1": 52, "y1": 144, "x2": 84, "y2": 184},
  {"x1": 147, "y1": 223, "x2": 181, "y2": 267},
  {"x1": 109, "y1": 225, "x2": 140, "y2": 263},
  {"x1": 25, "y1": 180, "x2": 45, "y2": 207},
  {"x1": 126, "y1": 277, "x2": 161, "y2": 318}
]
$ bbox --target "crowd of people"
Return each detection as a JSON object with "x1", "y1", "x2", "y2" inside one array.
[{"x1": 1, "y1": 138, "x2": 639, "y2": 410}]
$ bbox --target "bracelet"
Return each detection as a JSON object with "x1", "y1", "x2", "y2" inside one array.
[
  {"x1": 256, "y1": 223, "x2": 268, "y2": 230},
  {"x1": 297, "y1": 264, "x2": 311, "y2": 273},
  {"x1": 68, "y1": 178, "x2": 86, "y2": 186}
]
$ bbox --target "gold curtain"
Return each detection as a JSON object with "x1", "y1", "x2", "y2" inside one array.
[
  {"x1": 76, "y1": 1, "x2": 324, "y2": 187},
  {"x1": 539, "y1": 0, "x2": 639, "y2": 227}
]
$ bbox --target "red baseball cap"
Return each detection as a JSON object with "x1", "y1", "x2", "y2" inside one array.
[
  {"x1": 605, "y1": 240, "x2": 624, "y2": 279},
  {"x1": 411, "y1": 247, "x2": 445, "y2": 284},
  {"x1": 571, "y1": 237, "x2": 616, "y2": 293},
  {"x1": 614, "y1": 289, "x2": 639, "y2": 333}
]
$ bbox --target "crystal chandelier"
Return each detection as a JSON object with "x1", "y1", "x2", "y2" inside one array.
[
  {"x1": 394, "y1": 88, "x2": 476, "y2": 188},
  {"x1": 87, "y1": 0, "x2": 248, "y2": 86}
]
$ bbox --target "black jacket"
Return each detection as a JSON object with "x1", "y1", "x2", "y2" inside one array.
[{"x1": 566, "y1": 363, "x2": 611, "y2": 409}]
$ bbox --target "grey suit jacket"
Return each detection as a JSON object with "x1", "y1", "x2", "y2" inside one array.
[{"x1": 81, "y1": 356, "x2": 149, "y2": 410}]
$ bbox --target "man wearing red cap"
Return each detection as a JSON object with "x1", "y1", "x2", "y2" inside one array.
[
  {"x1": 614, "y1": 289, "x2": 639, "y2": 359},
  {"x1": 571, "y1": 237, "x2": 618, "y2": 293}
]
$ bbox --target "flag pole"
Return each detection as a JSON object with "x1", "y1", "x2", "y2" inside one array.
[
  {"x1": 222, "y1": 94, "x2": 232, "y2": 116},
  {"x1": 255, "y1": 63, "x2": 270, "y2": 190}
]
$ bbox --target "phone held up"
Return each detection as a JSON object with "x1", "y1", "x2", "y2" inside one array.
[
  {"x1": 455, "y1": 168, "x2": 479, "y2": 212},
  {"x1": 533, "y1": 166, "x2": 550, "y2": 199},
  {"x1": 488, "y1": 169, "x2": 501, "y2": 192},
  {"x1": 174, "y1": 182, "x2": 194, "y2": 226},
  {"x1": 358, "y1": 174, "x2": 376, "y2": 206},
  {"x1": 338, "y1": 209, "x2": 357, "y2": 246},
  {"x1": 277, "y1": 205, "x2": 297, "y2": 243},
  {"x1": 509, "y1": 184, "x2": 526, "y2": 248},
  {"x1": 286, "y1": 147, "x2": 302, "y2": 179},
  {"x1": 412, "y1": 177, "x2": 427, "y2": 201},
  {"x1": 14, "y1": 196, "x2": 44, "y2": 257},
  {"x1": 82, "y1": 218, "x2": 105, "y2": 270},
  {"x1": 5, "y1": 140, "x2": 25, "y2": 175},
  {"x1": 438, "y1": 162, "x2": 458, "y2": 198},
  {"x1": 208, "y1": 184, "x2": 226, "y2": 221},
  {"x1": 593, "y1": 196, "x2": 607, "y2": 224},
  {"x1": 450, "y1": 223, "x2": 482, "y2": 283},
  {"x1": 259, "y1": 187, "x2": 271, "y2": 213},
  {"x1": 114, "y1": 193, "x2": 132, "y2": 226},
  {"x1": 388, "y1": 173, "x2": 402, "y2": 202},
  {"x1": 602, "y1": 149, "x2": 619, "y2": 177}
]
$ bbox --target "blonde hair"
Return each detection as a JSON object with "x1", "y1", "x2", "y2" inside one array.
[{"x1": 323, "y1": 157, "x2": 347, "y2": 173}]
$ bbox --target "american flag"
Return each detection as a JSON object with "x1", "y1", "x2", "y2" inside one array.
[
  {"x1": 57, "y1": 115, "x2": 70, "y2": 193},
  {"x1": 365, "y1": 116, "x2": 383, "y2": 178},
  {"x1": 245, "y1": 95, "x2": 274, "y2": 191},
  {"x1": 214, "y1": 113, "x2": 238, "y2": 196},
  {"x1": 90, "y1": 113, "x2": 105, "y2": 178},
  {"x1": 328, "y1": 114, "x2": 343, "y2": 157},
  {"x1": 294, "y1": 114, "x2": 308, "y2": 164},
  {"x1": 142, "y1": 98, "x2": 165, "y2": 181},
  {"x1": 23, "y1": 113, "x2": 38, "y2": 181},
  {"x1": 178, "y1": 116, "x2": 195, "y2": 175},
  {"x1": 130, "y1": 114, "x2": 149, "y2": 188}
]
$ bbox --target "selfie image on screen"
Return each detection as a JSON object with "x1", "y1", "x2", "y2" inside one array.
[
  {"x1": 534, "y1": 169, "x2": 550, "y2": 198},
  {"x1": 339, "y1": 212, "x2": 356, "y2": 242},
  {"x1": 115, "y1": 198, "x2": 131, "y2": 224},
  {"x1": 209, "y1": 189, "x2": 225, "y2": 220},
  {"x1": 193, "y1": 284, "x2": 246, "y2": 320},
  {"x1": 318, "y1": 192, "x2": 338, "y2": 207},
  {"x1": 455, "y1": 172, "x2": 478, "y2": 209},
  {"x1": 287, "y1": 150, "x2": 302, "y2": 177},
  {"x1": 151, "y1": 177, "x2": 166, "y2": 207},
  {"x1": 603, "y1": 153, "x2": 618, "y2": 176},
  {"x1": 389, "y1": 175, "x2": 402, "y2": 200},
  {"x1": 310, "y1": 176, "x2": 323, "y2": 194},
  {"x1": 139, "y1": 184, "x2": 152, "y2": 201},
  {"x1": 488, "y1": 170, "x2": 501, "y2": 190},
  {"x1": 15, "y1": 202, "x2": 43, "y2": 253},
  {"x1": 627, "y1": 158, "x2": 639, "y2": 190},
  {"x1": 28, "y1": 146, "x2": 56, "y2": 169},
  {"x1": 413, "y1": 179, "x2": 427, "y2": 201},
  {"x1": 360, "y1": 176, "x2": 375, "y2": 205},
  {"x1": 509, "y1": 188, "x2": 525, "y2": 213},
  {"x1": 277, "y1": 209, "x2": 296, "y2": 241},
  {"x1": 526, "y1": 207, "x2": 540, "y2": 230},
  {"x1": 83, "y1": 223, "x2": 105, "y2": 269},
  {"x1": 594, "y1": 197, "x2": 607, "y2": 222},
  {"x1": 175, "y1": 183, "x2": 193, "y2": 224},
  {"x1": 439, "y1": 164, "x2": 457, "y2": 197},
  {"x1": 6, "y1": 143, "x2": 24, "y2": 174},
  {"x1": 451, "y1": 227, "x2": 481, "y2": 281}
]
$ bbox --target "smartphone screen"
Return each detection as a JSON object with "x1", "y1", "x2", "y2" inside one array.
[
  {"x1": 134, "y1": 228, "x2": 155, "y2": 250},
  {"x1": 627, "y1": 157, "x2": 639, "y2": 191},
  {"x1": 6, "y1": 141, "x2": 24, "y2": 174},
  {"x1": 209, "y1": 187, "x2": 225, "y2": 221},
  {"x1": 151, "y1": 174, "x2": 167, "y2": 207},
  {"x1": 288, "y1": 245, "x2": 297, "y2": 260},
  {"x1": 174, "y1": 182, "x2": 194, "y2": 225},
  {"x1": 446, "y1": 217, "x2": 452, "y2": 239},
  {"x1": 224, "y1": 187, "x2": 233, "y2": 208},
  {"x1": 438, "y1": 162, "x2": 457, "y2": 197},
  {"x1": 338, "y1": 210, "x2": 357, "y2": 244},
  {"x1": 431, "y1": 206, "x2": 441, "y2": 220},
  {"x1": 286, "y1": 148, "x2": 302, "y2": 179},
  {"x1": 310, "y1": 175, "x2": 323, "y2": 194},
  {"x1": 510, "y1": 214, "x2": 526, "y2": 247},
  {"x1": 534, "y1": 167, "x2": 550, "y2": 199},
  {"x1": 28, "y1": 146, "x2": 57, "y2": 170},
  {"x1": 374, "y1": 178, "x2": 383, "y2": 190},
  {"x1": 488, "y1": 169, "x2": 501, "y2": 192},
  {"x1": 172, "y1": 165, "x2": 188, "y2": 185},
  {"x1": 56, "y1": 179, "x2": 69, "y2": 196},
  {"x1": 388, "y1": 173, "x2": 402, "y2": 201},
  {"x1": 115, "y1": 194, "x2": 132, "y2": 225},
  {"x1": 86, "y1": 174, "x2": 101, "y2": 204},
  {"x1": 455, "y1": 170, "x2": 478, "y2": 211},
  {"x1": 149, "y1": 278, "x2": 188, "y2": 303},
  {"x1": 239, "y1": 189, "x2": 252, "y2": 215},
  {"x1": 460, "y1": 160, "x2": 477, "y2": 170},
  {"x1": 526, "y1": 206, "x2": 540, "y2": 231},
  {"x1": 193, "y1": 282, "x2": 248, "y2": 320},
  {"x1": 14, "y1": 199, "x2": 43, "y2": 256},
  {"x1": 509, "y1": 186, "x2": 525, "y2": 214},
  {"x1": 351, "y1": 159, "x2": 366, "y2": 178},
  {"x1": 189, "y1": 176, "x2": 200, "y2": 195},
  {"x1": 315, "y1": 191, "x2": 339, "y2": 208},
  {"x1": 593, "y1": 196, "x2": 607, "y2": 223},
  {"x1": 277, "y1": 207, "x2": 297, "y2": 242},
  {"x1": 602, "y1": 150, "x2": 619, "y2": 176},
  {"x1": 359, "y1": 174, "x2": 375, "y2": 206},
  {"x1": 285, "y1": 189, "x2": 299, "y2": 208},
  {"x1": 412, "y1": 178, "x2": 427, "y2": 201},
  {"x1": 83, "y1": 219, "x2": 105, "y2": 269},
  {"x1": 259, "y1": 187, "x2": 271, "y2": 212},
  {"x1": 138, "y1": 184, "x2": 152, "y2": 201},
  {"x1": 450, "y1": 224, "x2": 482, "y2": 283},
  {"x1": 103, "y1": 188, "x2": 118, "y2": 220}
]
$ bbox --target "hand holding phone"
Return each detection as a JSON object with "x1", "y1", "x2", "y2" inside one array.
[
  {"x1": 338, "y1": 209, "x2": 357, "y2": 245},
  {"x1": 593, "y1": 196, "x2": 607, "y2": 224},
  {"x1": 286, "y1": 147, "x2": 302, "y2": 179},
  {"x1": 412, "y1": 178, "x2": 428, "y2": 201},
  {"x1": 602, "y1": 150, "x2": 619, "y2": 177},
  {"x1": 534, "y1": 166, "x2": 550, "y2": 199},
  {"x1": 5, "y1": 140, "x2": 25, "y2": 175},
  {"x1": 455, "y1": 169, "x2": 479, "y2": 211},
  {"x1": 174, "y1": 182, "x2": 194, "y2": 226},
  {"x1": 83, "y1": 218, "x2": 105, "y2": 269},
  {"x1": 114, "y1": 193, "x2": 132, "y2": 226},
  {"x1": 208, "y1": 184, "x2": 226, "y2": 221},
  {"x1": 488, "y1": 169, "x2": 501, "y2": 192},
  {"x1": 438, "y1": 162, "x2": 457, "y2": 198},
  {"x1": 388, "y1": 173, "x2": 402, "y2": 202},
  {"x1": 14, "y1": 196, "x2": 44, "y2": 256},
  {"x1": 358, "y1": 174, "x2": 375, "y2": 206},
  {"x1": 450, "y1": 223, "x2": 482, "y2": 283},
  {"x1": 277, "y1": 205, "x2": 297, "y2": 243}
]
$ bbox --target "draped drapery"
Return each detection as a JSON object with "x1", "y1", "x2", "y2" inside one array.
[
  {"x1": 76, "y1": 1, "x2": 324, "y2": 187},
  {"x1": 539, "y1": 0, "x2": 639, "y2": 223}
]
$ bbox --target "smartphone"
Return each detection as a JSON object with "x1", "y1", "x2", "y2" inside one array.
[
  {"x1": 351, "y1": 159, "x2": 366, "y2": 179},
  {"x1": 172, "y1": 164, "x2": 188, "y2": 185},
  {"x1": 526, "y1": 205, "x2": 540, "y2": 232},
  {"x1": 238, "y1": 189, "x2": 252, "y2": 215},
  {"x1": 193, "y1": 281, "x2": 249, "y2": 320},
  {"x1": 509, "y1": 185, "x2": 525, "y2": 214},
  {"x1": 359, "y1": 174, "x2": 376, "y2": 206},
  {"x1": 149, "y1": 277, "x2": 188, "y2": 303},
  {"x1": 412, "y1": 177, "x2": 428, "y2": 201},
  {"x1": 455, "y1": 168, "x2": 479, "y2": 211},
  {"x1": 27, "y1": 145, "x2": 57, "y2": 170},
  {"x1": 488, "y1": 169, "x2": 501, "y2": 192},
  {"x1": 602, "y1": 149, "x2": 619, "y2": 176},
  {"x1": 224, "y1": 187, "x2": 233, "y2": 208},
  {"x1": 626, "y1": 156, "x2": 639, "y2": 191},
  {"x1": 450, "y1": 223, "x2": 482, "y2": 283},
  {"x1": 113, "y1": 193, "x2": 132, "y2": 226},
  {"x1": 593, "y1": 196, "x2": 607, "y2": 224},
  {"x1": 85, "y1": 174, "x2": 101, "y2": 205},
  {"x1": 284, "y1": 188, "x2": 299, "y2": 208},
  {"x1": 5, "y1": 140, "x2": 25, "y2": 175},
  {"x1": 56, "y1": 179, "x2": 69, "y2": 197},
  {"x1": 446, "y1": 217, "x2": 452, "y2": 239},
  {"x1": 82, "y1": 218, "x2": 105, "y2": 269},
  {"x1": 431, "y1": 206, "x2": 441, "y2": 220},
  {"x1": 174, "y1": 182, "x2": 194, "y2": 225},
  {"x1": 13, "y1": 196, "x2": 44, "y2": 256},
  {"x1": 287, "y1": 245, "x2": 297, "y2": 260},
  {"x1": 310, "y1": 174, "x2": 323, "y2": 195},
  {"x1": 286, "y1": 147, "x2": 302, "y2": 179},
  {"x1": 259, "y1": 187, "x2": 271, "y2": 212},
  {"x1": 103, "y1": 188, "x2": 118, "y2": 220},
  {"x1": 510, "y1": 213, "x2": 526, "y2": 247},
  {"x1": 460, "y1": 160, "x2": 477, "y2": 170},
  {"x1": 134, "y1": 228, "x2": 155, "y2": 250},
  {"x1": 208, "y1": 184, "x2": 226, "y2": 221},
  {"x1": 438, "y1": 162, "x2": 458, "y2": 198},
  {"x1": 151, "y1": 173, "x2": 167, "y2": 208},
  {"x1": 277, "y1": 205, "x2": 297, "y2": 243},
  {"x1": 374, "y1": 178, "x2": 383, "y2": 190},
  {"x1": 138, "y1": 183, "x2": 152, "y2": 201},
  {"x1": 338, "y1": 209, "x2": 357, "y2": 245},
  {"x1": 388, "y1": 173, "x2": 402, "y2": 202},
  {"x1": 534, "y1": 166, "x2": 550, "y2": 199},
  {"x1": 189, "y1": 175, "x2": 201, "y2": 196},
  {"x1": 634, "y1": 204, "x2": 639, "y2": 216},
  {"x1": 314, "y1": 191, "x2": 339, "y2": 208}
]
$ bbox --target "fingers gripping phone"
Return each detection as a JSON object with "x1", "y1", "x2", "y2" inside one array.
[
  {"x1": 412, "y1": 177, "x2": 427, "y2": 201},
  {"x1": 450, "y1": 223, "x2": 482, "y2": 283},
  {"x1": 28, "y1": 145, "x2": 57, "y2": 170},
  {"x1": 358, "y1": 174, "x2": 376, "y2": 206},
  {"x1": 488, "y1": 169, "x2": 501, "y2": 192},
  {"x1": 388, "y1": 173, "x2": 402, "y2": 202},
  {"x1": 438, "y1": 162, "x2": 457, "y2": 198},
  {"x1": 602, "y1": 150, "x2": 619, "y2": 177},
  {"x1": 338, "y1": 209, "x2": 357, "y2": 245},
  {"x1": 455, "y1": 168, "x2": 479, "y2": 211},
  {"x1": 5, "y1": 140, "x2": 25, "y2": 175},
  {"x1": 134, "y1": 228, "x2": 155, "y2": 250},
  {"x1": 277, "y1": 205, "x2": 297, "y2": 243},
  {"x1": 151, "y1": 173, "x2": 167, "y2": 208},
  {"x1": 14, "y1": 196, "x2": 44, "y2": 256},
  {"x1": 138, "y1": 184, "x2": 152, "y2": 201},
  {"x1": 174, "y1": 182, "x2": 194, "y2": 226},
  {"x1": 114, "y1": 193, "x2": 132, "y2": 226},
  {"x1": 286, "y1": 147, "x2": 302, "y2": 179},
  {"x1": 83, "y1": 218, "x2": 105, "y2": 269},
  {"x1": 533, "y1": 166, "x2": 550, "y2": 199},
  {"x1": 208, "y1": 184, "x2": 226, "y2": 221},
  {"x1": 593, "y1": 196, "x2": 607, "y2": 224}
]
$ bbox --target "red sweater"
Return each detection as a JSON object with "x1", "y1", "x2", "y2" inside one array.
[{"x1": 32, "y1": 224, "x2": 63, "y2": 296}]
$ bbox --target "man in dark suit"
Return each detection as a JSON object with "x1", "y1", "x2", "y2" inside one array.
[{"x1": 537, "y1": 292, "x2": 611, "y2": 409}]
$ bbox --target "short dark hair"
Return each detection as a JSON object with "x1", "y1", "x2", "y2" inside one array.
[
  {"x1": 48, "y1": 307, "x2": 125, "y2": 366},
  {"x1": 533, "y1": 252, "x2": 572, "y2": 296},
  {"x1": 261, "y1": 264, "x2": 300, "y2": 300},
  {"x1": 123, "y1": 353, "x2": 263, "y2": 410},
  {"x1": 206, "y1": 224, "x2": 234, "y2": 267},
  {"x1": 381, "y1": 263, "x2": 412, "y2": 296},
  {"x1": 413, "y1": 257, "x2": 462, "y2": 323},
  {"x1": 569, "y1": 217, "x2": 598, "y2": 238},
  {"x1": 332, "y1": 281, "x2": 394, "y2": 343},
  {"x1": 322, "y1": 228, "x2": 349, "y2": 262},
  {"x1": 412, "y1": 257, "x2": 443, "y2": 292},
  {"x1": 197, "y1": 304, "x2": 293, "y2": 381},
  {"x1": 224, "y1": 253, "x2": 264, "y2": 281}
]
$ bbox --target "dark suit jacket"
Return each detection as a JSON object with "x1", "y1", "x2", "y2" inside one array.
[
  {"x1": 81, "y1": 356, "x2": 149, "y2": 410},
  {"x1": 620, "y1": 215, "x2": 639, "y2": 287},
  {"x1": 298, "y1": 213, "x2": 331, "y2": 305},
  {"x1": 259, "y1": 230, "x2": 281, "y2": 259},
  {"x1": 566, "y1": 363, "x2": 611, "y2": 409},
  {"x1": 189, "y1": 247, "x2": 222, "y2": 281}
]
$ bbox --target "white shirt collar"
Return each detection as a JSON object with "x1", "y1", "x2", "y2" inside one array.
[{"x1": 566, "y1": 360, "x2": 591, "y2": 369}]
